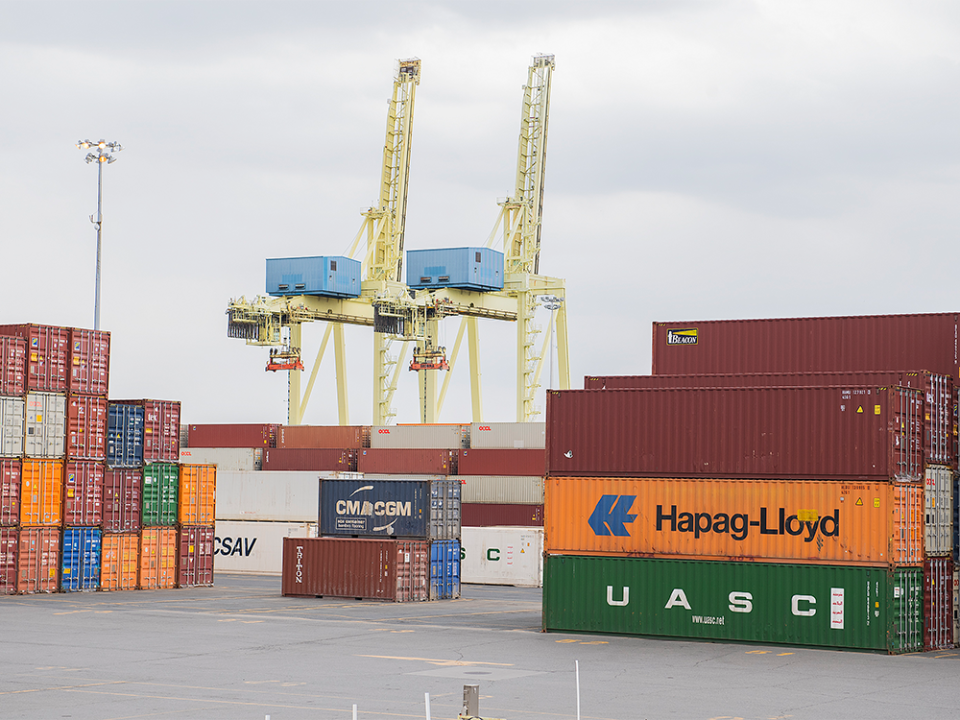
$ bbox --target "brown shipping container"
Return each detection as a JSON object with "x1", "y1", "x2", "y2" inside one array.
[
  {"x1": 102, "y1": 469, "x2": 142, "y2": 532},
  {"x1": 66, "y1": 394, "x2": 107, "y2": 461},
  {"x1": 179, "y1": 464, "x2": 216, "y2": 526},
  {"x1": 63, "y1": 461, "x2": 104, "y2": 526},
  {"x1": 262, "y1": 448, "x2": 358, "y2": 472},
  {"x1": 17, "y1": 527, "x2": 60, "y2": 594},
  {"x1": 281, "y1": 536, "x2": 429, "y2": 601},
  {"x1": 186, "y1": 423, "x2": 279, "y2": 448},
  {"x1": 461, "y1": 503, "x2": 544, "y2": 527},
  {"x1": 100, "y1": 532, "x2": 139, "y2": 591},
  {"x1": 139, "y1": 526, "x2": 177, "y2": 589},
  {"x1": 68, "y1": 328, "x2": 110, "y2": 395},
  {"x1": 116, "y1": 399, "x2": 181, "y2": 462},
  {"x1": 925, "y1": 557, "x2": 954, "y2": 651},
  {"x1": 0, "y1": 527, "x2": 16, "y2": 594},
  {"x1": 651, "y1": 312, "x2": 960, "y2": 379},
  {"x1": 357, "y1": 448, "x2": 456, "y2": 475},
  {"x1": 545, "y1": 477, "x2": 923, "y2": 567},
  {"x1": 0, "y1": 324, "x2": 70, "y2": 393},
  {"x1": 546, "y1": 386, "x2": 923, "y2": 481},
  {"x1": 458, "y1": 449, "x2": 545, "y2": 477},
  {"x1": 277, "y1": 425, "x2": 369, "y2": 449},
  {"x1": 584, "y1": 370, "x2": 956, "y2": 469},
  {"x1": 0, "y1": 335, "x2": 26, "y2": 396},
  {"x1": 0, "y1": 459, "x2": 21, "y2": 526},
  {"x1": 20, "y1": 459, "x2": 63, "y2": 526},
  {"x1": 178, "y1": 525, "x2": 214, "y2": 587}
]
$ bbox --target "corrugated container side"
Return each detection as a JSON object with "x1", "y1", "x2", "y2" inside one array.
[
  {"x1": 115, "y1": 400, "x2": 181, "y2": 463},
  {"x1": 546, "y1": 386, "x2": 923, "y2": 481},
  {"x1": 67, "y1": 328, "x2": 110, "y2": 395},
  {"x1": 66, "y1": 394, "x2": 107, "y2": 461},
  {"x1": 178, "y1": 464, "x2": 216, "y2": 525},
  {"x1": 107, "y1": 404, "x2": 143, "y2": 468},
  {"x1": 178, "y1": 525, "x2": 215, "y2": 587},
  {"x1": 139, "y1": 526, "x2": 177, "y2": 589},
  {"x1": 62, "y1": 461, "x2": 104, "y2": 526},
  {"x1": 263, "y1": 448, "x2": 358, "y2": 472},
  {"x1": 370, "y1": 424, "x2": 469, "y2": 449},
  {"x1": 20, "y1": 459, "x2": 63, "y2": 526},
  {"x1": 429, "y1": 478, "x2": 462, "y2": 542},
  {"x1": 214, "y1": 520, "x2": 318, "y2": 575},
  {"x1": 216, "y1": 470, "x2": 323, "y2": 523},
  {"x1": 186, "y1": 423, "x2": 279, "y2": 448},
  {"x1": 102, "y1": 469, "x2": 142, "y2": 532},
  {"x1": 357, "y1": 448, "x2": 456, "y2": 475},
  {"x1": 0, "y1": 324, "x2": 70, "y2": 393},
  {"x1": 100, "y1": 532, "x2": 139, "y2": 591},
  {"x1": 0, "y1": 396, "x2": 24, "y2": 458},
  {"x1": 470, "y1": 422, "x2": 545, "y2": 449},
  {"x1": 277, "y1": 425, "x2": 368, "y2": 449},
  {"x1": 458, "y1": 449, "x2": 545, "y2": 476},
  {"x1": 142, "y1": 463, "x2": 179, "y2": 526},
  {"x1": 462, "y1": 503, "x2": 544, "y2": 527},
  {"x1": 542, "y1": 555, "x2": 924, "y2": 653},
  {"x1": 953, "y1": 569, "x2": 959, "y2": 647},
  {"x1": 179, "y1": 446, "x2": 261, "y2": 471},
  {"x1": 458, "y1": 475, "x2": 545, "y2": 505},
  {"x1": 0, "y1": 459, "x2": 21, "y2": 526},
  {"x1": 60, "y1": 527, "x2": 101, "y2": 592},
  {"x1": 0, "y1": 527, "x2": 17, "y2": 594},
  {"x1": 925, "y1": 465, "x2": 954, "y2": 556},
  {"x1": 17, "y1": 527, "x2": 61, "y2": 594},
  {"x1": 0, "y1": 335, "x2": 26, "y2": 396},
  {"x1": 924, "y1": 557, "x2": 954, "y2": 650},
  {"x1": 651, "y1": 312, "x2": 960, "y2": 379},
  {"x1": 430, "y1": 539, "x2": 461, "y2": 599},
  {"x1": 461, "y1": 526, "x2": 544, "y2": 587},
  {"x1": 24, "y1": 392, "x2": 66, "y2": 459}
]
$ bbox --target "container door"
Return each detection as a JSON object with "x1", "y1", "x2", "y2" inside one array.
[{"x1": 0, "y1": 397, "x2": 24, "y2": 457}]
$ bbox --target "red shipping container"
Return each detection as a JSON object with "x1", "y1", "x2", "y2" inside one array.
[
  {"x1": 115, "y1": 399, "x2": 181, "y2": 462},
  {"x1": 102, "y1": 468, "x2": 142, "y2": 532},
  {"x1": 652, "y1": 312, "x2": 960, "y2": 379},
  {"x1": 357, "y1": 448, "x2": 456, "y2": 475},
  {"x1": 281, "y1": 536, "x2": 429, "y2": 601},
  {"x1": 63, "y1": 461, "x2": 104, "y2": 526},
  {"x1": 178, "y1": 525, "x2": 214, "y2": 587},
  {"x1": 925, "y1": 557, "x2": 954, "y2": 650},
  {"x1": 262, "y1": 448, "x2": 358, "y2": 472},
  {"x1": 0, "y1": 335, "x2": 26, "y2": 396},
  {"x1": 278, "y1": 425, "x2": 369, "y2": 449},
  {"x1": 546, "y1": 386, "x2": 923, "y2": 481},
  {"x1": 186, "y1": 423, "x2": 279, "y2": 448},
  {"x1": 0, "y1": 527, "x2": 16, "y2": 594},
  {"x1": 584, "y1": 371, "x2": 956, "y2": 469},
  {"x1": 461, "y1": 503, "x2": 544, "y2": 527},
  {"x1": 0, "y1": 459, "x2": 20, "y2": 526},
  {"x1": 17, "y1": 527, "x2": 60, "y2": 594},
  {"x1": 0, "y1": 324, "x2": 70, "y2": 393},
  {"x1": 458, "y1": 449, "x2": 545, "y2": 477},
  {"x1": 66, "y1": 394, "x2": 107, "y2": 461},
  {"x1": 68, "y1": 328, "x2": 110, "y2": 395}
]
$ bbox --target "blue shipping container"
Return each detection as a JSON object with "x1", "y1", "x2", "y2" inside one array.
[
  {"x1": 406, "y1": 247, "x2": 504, "y2": 291},
  {"x1": 107, "y1": 404, "x2": 143, "y2": 468},
  {"x1": 61, "y1": 527, "x2": 101, "y2": 592},
  {"x1": 266, "y1": 256, "x2": 361, "y2": 298},
  {"x1": 430, "y1": 539, "x2": 461, "y2": 600},
  {"x1": 319, "y1": 478, "x2": 461, "y2": 540}
]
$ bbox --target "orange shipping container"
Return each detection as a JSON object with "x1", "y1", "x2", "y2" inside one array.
[
  {"x1": 20, "y1": 460, "x2": 63, "y2": 526},
  {"x1": 178, "y1": 464, "x2": 216, "y2": 525},
  {"x1": 277, "y1": 424, "x2": 368, "y2": 449},
  {"x1": 101, "y1": 533, "x2": 139, "y2": 591},
  {"x1": 545, "y1": 477, "x2": 923, "y2": 567},
  {"x1": 139, "y1": 526, "x2": 177, "y2": 589}
]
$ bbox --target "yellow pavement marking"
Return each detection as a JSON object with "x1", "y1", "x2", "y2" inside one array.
[
  {"x1": 356, "y1": 655, "x2": 513, "y2": 667},
  {"x1": 777, "y1": 653, "x2": 794, "y2": 656}
]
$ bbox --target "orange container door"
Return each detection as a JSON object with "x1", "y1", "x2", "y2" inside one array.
[
  {"x1": 178, "y1": 464, "x2": 216, "y2": 525},
  {"x1": 158, "y1": 527, "x2": 177, "y2": 589},
  {"x1": 139, "y1": 527, "x2": 160, "y2": 589},
  {"x1": 19, "y1": 460, "x2": 63, "y2": 526},
  {"x1": 101, "y1": 533, "x2": 139, "y2": 591}
]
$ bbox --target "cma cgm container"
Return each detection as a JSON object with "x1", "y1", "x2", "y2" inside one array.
[
  {"x1": 185, "y1": 423, "x2": 279, "y2": 449},
  {"x1": 462, "y1": 503, "x2": 544, "y2": 527},
  {"x1": 24, "y1": 392, "x2": 66, "y2": 459},
  {"x1": 542, "y1": 555, "x2": 923, "y2": 653},
  {"x1": 142, "y1": 463, "x2": 179, "y2": 526},
  {"x1": 67, "y1": 328, "x2": 110, "y2": 395},
  {"x1": 458, "y1": 449, "x2": 545, "y2": 476},
  {"x1": 545, "y1": 477, "x2": 923, "y2": 567},
  {"x1": 263, "y1": 448, "x2": 357, "y2": 472},
  {"x1": 17, "y1": 527, "x2": 61, "y2": 594},
  {"x1": 266, "y1": 255, "x2": 361, "y2": 298},
  {"x1": 107, "y1": 403, "x2": 143, "y2": 468},
  {"x1": 63, "y1": 461, "x2": 104, "y2": 526},
  {"x1": 925, "y1": 465, "x2": 954, "y2": 556},
  {"x1": 102, "y1": 469, "x2": 142, "y2": 532},
  {"x1": 0, "y1": 335, "x2": 26, "y2": 395},
  {"x1": 66, "y1": 394, "x2": 107, "y2": 461},
  {"x1": 924, "y1": 556, "x2": 954, "y2": 650},
  {"x1": 179, "y1": 464, "x2": 216, "y2": 526},
  {"x1": 139, "y1": 526, "x2": 177, "y2": 590},
  {"x1": 100, "y1": 532, "x2": 139, "y2": 591},
  {"x1": 277, "y1": 424, "x2": 369, "y2": 450},
  {"x1": 0, "y1": 459, "x2": 20, "y2": 526},
  {"x1": 406, "y1": 247, "x2": 504, "y2": 291},
  {"x1": 20, "y1": 459, "x2": 62, "y2": 526},
  {"x1": 371, "y1": 424, "x2": 469, "y2": 450},
  {"x1": 281, "y1": 536, "x2": 430, "y2": 601},
  {"x1": 0, "y1": 324, "x2": 69, "y2": 393},
  {"x1": 0, "y1": 396, "x2": 24, "y2": 458},
  {"x1": 115, "y1": 400, "x2": 180, "y2": 462},
  {"x1": 60, "y1": 526, "x2": 101, "y2": 592},
  {"x1": 357, "y1": 448, "x2": 456, "y2": 475},
  {"x1": 546, "y1": 386, "x2": 923, "y2": 481},
  {"x1": 320, "y1": 477, "x2": 461, "y2": 540},
  {"x1": 651, "y1": 312, "x2": 960, "y2": 379},
  {"x1": 178, "y1": 525, "x2": 214, "y2": 587},
  {"x1": 470, "y1": 422, "x2": 545, "y2": 449},
  {"x1": 0, "y1": 527, "x2": 16, "y2": 594}
]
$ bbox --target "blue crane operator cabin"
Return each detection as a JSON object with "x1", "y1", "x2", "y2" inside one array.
[
  {"x1": 406, "y1": 247, "x2": 504, "y2": 292},
  {"x1": 265, "y1": 256, "x2": 361, "y2": 298}
]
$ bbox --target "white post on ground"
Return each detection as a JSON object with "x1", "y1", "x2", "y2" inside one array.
[
  {"x1": 424, "y1": 692, "x2": 432, "y2": 720},
  {"x1": 576, "y1": 660, "x2": 581, "y2": 720},
  {"x1": 353, "y1": 704, "x2": 357, "y2": 720}
]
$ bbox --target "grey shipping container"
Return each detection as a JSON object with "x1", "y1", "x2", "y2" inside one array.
[
  {"x1": 371, "y1": 424, "x2": 469, "y2": 450},
  {"x1": 320, "y1": 477, "x2": 461, "y2": 540},
  {"x1": 216, "y1": 470, "x2": 324, "y2": 522},
  {"x1": 456, "y1": 476, "x2": 545, "y2": 505},
  {"x1": 470, "y1": 422, "x2": 545, "y2": 449},
  {"x1": 0, "y1": 397, "x2": 24, "y2": 458},
  {"x1": 24, "y1": 392, "x2": 65, "y2": 458},
  {"x1": 925, "y1": 465, "x2": 954, "y2": 556},
  {"x1": 179, "y1": 446, "x2": 262, "y2": 471}
]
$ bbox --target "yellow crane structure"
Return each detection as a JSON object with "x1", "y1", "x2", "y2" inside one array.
[{"x1": 225, "y1": 55, "x2": 569, "y2": 425}]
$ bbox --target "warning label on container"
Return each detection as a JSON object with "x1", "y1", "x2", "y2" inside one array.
[
  {"x1": 336, "y1": 518, "x2": 368, "y2": 531},
  {"x1": 830, "y1": 588, "x2": 845, "y2": 629}
]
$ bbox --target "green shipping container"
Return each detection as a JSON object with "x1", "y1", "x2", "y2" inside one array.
[
  {"x1": 142, "y1": 463, "x2": 179, "y2": 526},
  {"x1": 543, "y1": 555, "x2": 923, "y2": 653}
]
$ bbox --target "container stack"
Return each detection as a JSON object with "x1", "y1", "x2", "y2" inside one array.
[{"x1": 543, "y1": 311, "x2": 960, "y2": 653}]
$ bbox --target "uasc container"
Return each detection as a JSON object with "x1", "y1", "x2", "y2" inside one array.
[
  {"x1": 0, "y1": 323, "x2": 69, "y2": 393},
  {"x1": 178, "y1": 525, "x2": 214, "y2": 587},
  {"x1": 17, "y1": 527, "x2": 61, "y2": 594},
  {"x1": 100, "y1": 532, "x2": 139, "y2": 591},
  {"x1": 63, "y1": 461, "x2": 104, "y2": 526},
  {"x1": 179, "y1": 464, "x2": 216, "y2": 526},
  {"x1": 60, "y1": 527, "x2": 101, "y2": 592},
  {"x1": 68, "y1": 328, "x2": 110, "y2": 395}
]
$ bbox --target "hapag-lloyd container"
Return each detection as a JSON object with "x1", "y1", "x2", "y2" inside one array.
[
  {"x1": 0, "y1": 527, "x2": 16, "y2": 594},
  {"x1": 585, "y1": 370, "x2": 957, "y2": 469},
  {"x1": 68, "y1": 328, "x2": 110, "y2": 395},
  {"x1": 925, "y1": 465, "x2": 954, "y2": 556},
  {"x1": 63, "y1": 461, "x2": 104, "y2": 526},
  {"x1": 186, "y1": 423, "x2": 279, "y2": 448},
  {"x1": 66, "y1": 394, "x2": 107, "y2": 461},
  {"x1": 102, "y1": 469, "x2": 142, "y2": 532},
  {"x1": 179, "y1": 464, "x2": 216, "y2": 525},
  {"x1": 458, "y1": 476, "x2": 545, "y2": 505},
  {"x1": 179, "y1": 446, "x2": 262, "y2": 471},
  {"x1": 0, "y1": 459, "x2": 20, "y2": 526},
  {"x1": 115, "y1": 400, "x2": 180, "y2": 462},
  {"x1": 319, "y1": 477, "x2": 461, "y2": 540},
  {"x1": 924, "y1": 557, "x2": 954, "y2": 650},
  {"x1": 278, "y1": 425, "x2": 369, "y2": 449},
  {"x1": 470, "y1": 422, "x2": 545, "y2": 449},
  {"x1": 542, "y1": 555, "x2": 924, "y2": 653},
  {"x1": 214, "y1": 520, "x2": 318, "y2": 575},
  {"x1": 20, "y1": 459, "x2": 62, "y2": 526},
  {"x1": 462, "y1": 503, "x2": 544, "y2": 527},
  {"x1": 651, "y1": 312, "x2": 960, "y2": 379},
  {"x1": 0, "y1": 324, "x2": 70, "y2": 392},
  {"x1": 0, "y1": 396, "x2": 24, "y2": 457},
  {"x1": 139, "y1": 526, "x2": 177, "y2": 589},
  {"x1": 100, "y1": 533, "x2": 139, "y2": 591},
  {"x1": 17, "y1": 527, "x2": 61, "y2": 594},
  {"x1": 263, "y1": 448, "x2": 358, "y2": 472},
  {"x1": 281, "y1": 536, "x2": 430, "y2": 601},
  {"x1": 0, "y1": 335, "x2": 26, "y2": 395},
  {"x1": 461, "y1": 526, "x2": 544, "y2": 587},
  {"x1": 371, "y1": 424, "x2": 469, "y2": 450},
  {"x1": 545, "y1": 477, "x2": 923, "y2": 567},
  {"x1": 24, "y1": 392, "x2": 66, "y2": 458},
  {"x1": 458, "y1": 449, "x2": 545, "y2": 476},
  {"x1": 107, "y1": 403, "x2": 143, "y2": 468},
  {"x1": 546, "y1": 386, "x2": 923, "y2": 481},
  {"x1": 60, "y1": 527, "x2": 101, "y2": 592},
  {"x1": 357, "y1": 448, "x2": 457, "y2": 475},
  {"x1": 178, "y1": 525, "x2": 215, "y2": 587}
]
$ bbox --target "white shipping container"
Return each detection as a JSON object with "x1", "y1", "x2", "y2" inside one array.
[
  {"x1": 180, "y1": 446, "x2": 262, "y2": 471},
  {"x1": 470, "y1": 422, "x2": 544, "y2": 449},
  {"x1": 24, "y1": 392, "x2": 65, "y2": 458},
  {"x1": 215, "y1": 520, "x2": 318, "y2": 575},
  {"x1": 0, "y1": 396, "x2": 24, "y2": 457},
  {"x1": 370, "y1": 424, "x2": 468, "y2": 449},
  {"x1": 461, "y1": 526, "x2": 543, "y2": 587},
  {"x1": 456, "y1": 475, "x2": 544, "y2": 504},
  {"x1": 216, "y1": 470, "x2": 324, "y2": 522},
  {"x1": 925, "y1": 465, "x2": 954, "y2": 555}
]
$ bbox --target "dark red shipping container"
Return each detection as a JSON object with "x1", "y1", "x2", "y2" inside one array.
[
  {"x1": 0, "y1": 335, "x2": 26, "y2": 396},
  {"x1": 0, "y1": 527, "x2": 16, "y2": 594},
  {"x1": 924, "y1": 556, "x2": 954, "y2": 651},
  {"x1": 282, "y1": 536, "x2": 429, "y2": 601},
  {"x1": 115, "y1": 399, "x2": 181, "y2": 462},
  {"x1": 262, "y1": 447, "x2": 358, "y2": 472},
  {"x1": 68, "y1": 328, "x2": 110, "y2": 395},
  {"x1": 357, "y1": 448, "x2": 456, "y2": 475},
  {"x1": 584, "y1": 371, "x2": 956, "y2": 469},
  {"x1": 652, "y1": 312, "x2": 960, "y2": 379},
  {"x1": 186, "y1": 423, "x2": 279, "y2": 448},
  {"x1": 461, "y1": 503, "x2": 544, "y2": 527},
  {"x1": 0, "y1": 324, "x2": 70, "y2": 392},
  {"x1": 66, "y1": 394, "x2": 107, "y2": 461},
  {"x1": 457, "y1": 449, "x2": 545, "y2": 477},
  {"x1": 17, "y1": 527, "x2": 60, "y2": 594},
  {"x1": 178, "y1": 525, "x2": 214, "y2": 587},
  {"x1": 102, "y1": 468, "x2": 142, "y2": 532},
  {"x1": 63, "y1": 461, "x2": 104, "y2": 526},
  {"x1": 546, "y1": 386, "x2": 923, "y2": 481},
  {"x1": 277, "y1": 425, "x2": 369, "y2": 449},
  {"x1": 0, "y1": 459, "x2": 20, "y2": 526}
]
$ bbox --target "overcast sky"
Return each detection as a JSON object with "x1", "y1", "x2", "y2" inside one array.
[{"x1": 2, "y1": 1, "x2": 958, "y2": 426}]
